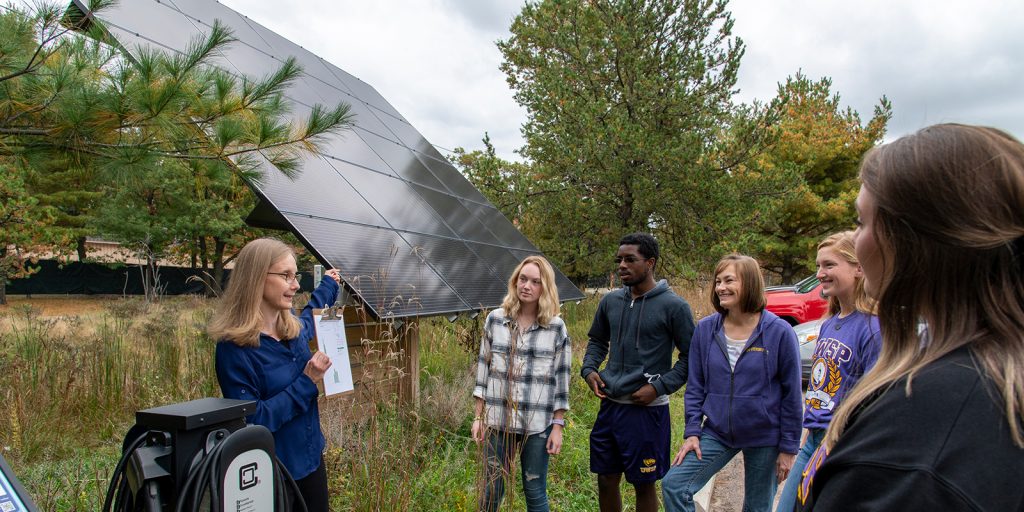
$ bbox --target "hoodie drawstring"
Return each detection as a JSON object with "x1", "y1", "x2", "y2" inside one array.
[{"x1": 635, "y1": 294, "x2": 647, "y2": 351}]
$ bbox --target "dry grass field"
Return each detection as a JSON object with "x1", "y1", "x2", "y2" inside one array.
[
  {"x1": 0, "y1": 281, "x2": 719, "y2": 511},
  {"x1": 1, "y1": 295, "x2": 111, "y2": 317}
]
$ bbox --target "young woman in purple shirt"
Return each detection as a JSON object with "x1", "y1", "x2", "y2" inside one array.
[{"x1": 776, "y1": 231, "x2": 880, "y2": 511}]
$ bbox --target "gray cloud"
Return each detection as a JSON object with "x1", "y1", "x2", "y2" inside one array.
[
  {"x1": 32, "y1": 0, "x2": 1021, "y2": 162},
  {"x1": 438, "y1": 0, "x2": 524, "y2": 35},
  {"x1": 730, "y1": 0, "x2": 1024, "y2": 141}
]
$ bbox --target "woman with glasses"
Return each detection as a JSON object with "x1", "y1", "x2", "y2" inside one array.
[{"x1": 208, "y1": 237, "x2": 342, "y2": 512}]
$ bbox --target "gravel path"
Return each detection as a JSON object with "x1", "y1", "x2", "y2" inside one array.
[
  {"x1": 710, "y1": 455, "x2": 746, "y2": 511},
  {"x1": 709, "y1": 454, "x2": 787, "y2": 511}
]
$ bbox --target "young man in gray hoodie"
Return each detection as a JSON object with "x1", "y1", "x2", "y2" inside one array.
[{"x1": 582, "y1": 233, "x2": 696, "y2": 512}]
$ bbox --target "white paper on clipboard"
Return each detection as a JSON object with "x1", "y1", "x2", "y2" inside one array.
[{"x1": 314, "y1": 314, "x2": 354, "y2": 395}]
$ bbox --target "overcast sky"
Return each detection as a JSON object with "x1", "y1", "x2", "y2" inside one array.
[{"x1": 217, "y1": 1, "x2": 1024, "y2": 162}]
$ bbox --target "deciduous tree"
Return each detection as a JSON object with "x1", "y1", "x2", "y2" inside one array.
[
  {"x1": 750, "y1": 73, "x2": 891, "y2": 282},
  {"x1": 499, "y1": 0, "x2": 780, "y2": 279}
]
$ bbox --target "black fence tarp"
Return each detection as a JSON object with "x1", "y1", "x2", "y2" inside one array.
[
  {"x1": 7, "y1": 260, "x2": 318, "y2": 296},
  {"x1": 6, "y1": 261, "x2": 214, "y2": 296},
  {"x1": 6, "y1": 260, "x2": 224, "y2": 295}
]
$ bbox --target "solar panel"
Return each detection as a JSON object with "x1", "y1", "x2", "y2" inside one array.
[{"x1": 78, "y1": 0, "x2": 584, "y2": 318}]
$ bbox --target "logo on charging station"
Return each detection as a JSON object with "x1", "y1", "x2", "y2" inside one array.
[
  {"x1": 239, "y1": 463, "x2": 259, "y2": 490},
  {"x1": 224, "y1": 449, "x2": 273, "y2": 511}
]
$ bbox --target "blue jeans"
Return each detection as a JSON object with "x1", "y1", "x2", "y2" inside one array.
[
  {"x1": 776, "y1": 429, "x2": 824, "y2": 512},
  {"x1": 480, "y1": 425, "x2": 551, "y2": 512},
  {"x1": 662, "y1": 435, "x2": 779, "y2": 512}
]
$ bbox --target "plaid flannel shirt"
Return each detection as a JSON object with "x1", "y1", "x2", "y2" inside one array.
[{"x1": 473, "y1": 308, "x2": 571, "y2": 435}]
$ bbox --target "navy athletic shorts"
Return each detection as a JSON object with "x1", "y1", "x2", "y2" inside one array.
[{"x1": 589, "y1": 400, "x2": 671, "y2": 483}]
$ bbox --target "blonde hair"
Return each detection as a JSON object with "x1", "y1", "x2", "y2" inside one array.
[
  {"x1": 826, "y1": 124, "x2": 1024, "y2": 449},
  {"x1": 207, "y1": 238, "x2": 301, "y2": 347},
  {"x1": 500, "y1": 256, "x2": 560, "y2": 326},
  {"x1": 817, "y1": 231, "x2": 876, "y2": 317},
  {"x1": 710, "y1": 254, "x2": 766, "y2": 315}
]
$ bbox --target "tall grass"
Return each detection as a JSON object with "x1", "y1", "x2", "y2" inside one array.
[
  {"x1": 0, "y1": 284, "x2": 700, "y2": 511},
  {"x1": 0, "y1": 297, "x2": 218, "y2": 511}
]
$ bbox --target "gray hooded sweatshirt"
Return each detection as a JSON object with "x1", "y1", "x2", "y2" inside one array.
[{"x1": 581, "y1": 279, "x2": 696, "y2": 406}]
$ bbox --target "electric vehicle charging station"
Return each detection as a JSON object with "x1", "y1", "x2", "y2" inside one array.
[
  {"x1": 0, "y1": 451, "x2": 39, "y2": 512},
  {"x1": 105, "y1": 397, "x2": 303, "y2": 512}
]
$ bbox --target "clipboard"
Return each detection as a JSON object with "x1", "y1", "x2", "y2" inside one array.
[{"x1": 313, "y1": 306, "x2": 354, "y2": 396}]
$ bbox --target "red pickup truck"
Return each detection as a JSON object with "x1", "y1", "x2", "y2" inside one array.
[{"x1": 765, "y1": 275, "x2": 828, "y2": 326}]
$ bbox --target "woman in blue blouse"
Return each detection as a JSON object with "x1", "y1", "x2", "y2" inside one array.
[{"x1": 208, "y1": 238, "x2": 341, "y2": 512}]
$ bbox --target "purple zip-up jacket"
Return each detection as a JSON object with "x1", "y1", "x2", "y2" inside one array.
[{"x1": 683, "y1": 310, "x2": 802, "y2": 454}]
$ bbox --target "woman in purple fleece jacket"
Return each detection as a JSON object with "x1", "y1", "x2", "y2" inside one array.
[{"x1": 661, "y1": 254, "x2": 803, "y2": 512}]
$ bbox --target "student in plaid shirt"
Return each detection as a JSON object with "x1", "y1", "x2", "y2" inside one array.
[{"x1": 472, "y1": 255, "x2": 571, "y2": 512}]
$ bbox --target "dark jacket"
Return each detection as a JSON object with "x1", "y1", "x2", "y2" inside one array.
[
  {"x1": 684, "y1": 310, "x2": 802, "y2": 453},
  {"x1": 801, "y1": 346, "x2": 1024, "y2": 511},
  {"x1": 580, "y1": 279, "x2": 696, "y2": 400}
]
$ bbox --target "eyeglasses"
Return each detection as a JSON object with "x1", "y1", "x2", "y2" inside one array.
[
  {"x1": 267, "y1": 272, "x2": 302, "y2": 284},
  {"x1": 614, "y1": 256, "x2": 651, "y2": 264}
]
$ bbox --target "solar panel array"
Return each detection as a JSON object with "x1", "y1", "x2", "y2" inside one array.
[{"x1": 80, "y1": 0, "x2": 584, "y2": 318}]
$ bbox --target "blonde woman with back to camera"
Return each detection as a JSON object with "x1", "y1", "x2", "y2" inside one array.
[{"x1": 798, "y1": 124, "x2": 1024, "y2": 511}]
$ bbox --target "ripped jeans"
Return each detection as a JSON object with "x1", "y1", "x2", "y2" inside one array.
[{"x1": 480, "y1": 424, "x2": 551, "y2": 512}]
